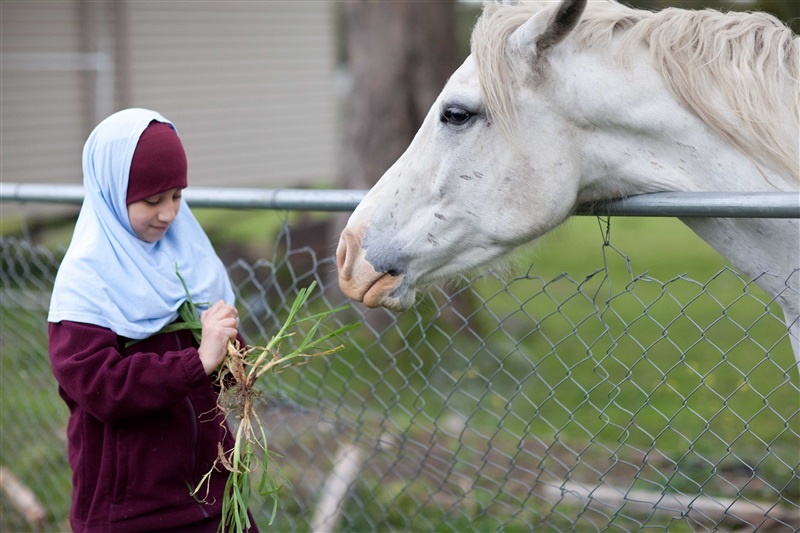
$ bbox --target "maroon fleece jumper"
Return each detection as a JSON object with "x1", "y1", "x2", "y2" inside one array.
[{"x1": 48, "y1": 320, "x2": 252, "y2": 533}]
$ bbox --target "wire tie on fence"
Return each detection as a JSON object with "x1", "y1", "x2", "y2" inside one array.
[{"x1": 596, "y1": 216, "x2": 612, "y2": 247}]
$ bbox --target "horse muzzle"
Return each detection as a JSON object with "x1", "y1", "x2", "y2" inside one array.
[{"x1": 336, "y1": 228, "x2": 415, "y2": 310}]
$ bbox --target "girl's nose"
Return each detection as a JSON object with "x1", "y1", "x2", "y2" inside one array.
[{"x1": 158, "y1": 203, "x2": 178, "y2": 223}]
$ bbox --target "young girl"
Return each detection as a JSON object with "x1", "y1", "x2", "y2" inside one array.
[{"x1": 48, "y1": 108, "x2": 256, "y2": 532}]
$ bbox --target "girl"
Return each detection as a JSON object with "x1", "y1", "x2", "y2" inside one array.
[{"x1": 48, "y1": 108, "x2": 256, "y2": 532}]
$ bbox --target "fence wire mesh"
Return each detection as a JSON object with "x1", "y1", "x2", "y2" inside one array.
[{"x1": 1, "y1": 220, "x2": 798, "y2": 532}]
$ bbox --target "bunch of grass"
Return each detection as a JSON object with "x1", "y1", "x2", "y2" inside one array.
[{"x1": 166, "y1": 267, "x2": 356, "y2": 531}]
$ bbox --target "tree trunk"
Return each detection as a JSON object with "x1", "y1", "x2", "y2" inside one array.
[
  {"x1": 338, "y1": 0, "x2": 458, "y2": 193},
  {"x1": 328, "y1": 0, "x2": 459, "y2": 320}
]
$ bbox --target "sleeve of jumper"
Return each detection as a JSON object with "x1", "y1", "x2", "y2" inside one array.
[{"x1": 48, "y1": 320, "x2": 208, "y2": 422}]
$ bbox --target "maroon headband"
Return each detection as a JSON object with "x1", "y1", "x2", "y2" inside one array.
[{"x1": 126, "y1": 121, "x2": 188, "y2": 205}]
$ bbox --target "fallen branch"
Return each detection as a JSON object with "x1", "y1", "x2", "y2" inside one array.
[
  {"x1": 541, "y1": 480, "x2": 800, "y2": 529},
  {"x1": 0, "y1": 466, "x2": 47, "y2": 528},
  {"x1": 311, "y1": 443, "x2": 366, "y2": 533}
]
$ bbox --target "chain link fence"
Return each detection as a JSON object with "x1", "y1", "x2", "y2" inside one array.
[{"x1": 1, "y1": 214, "x2": 799, "y2": 532}]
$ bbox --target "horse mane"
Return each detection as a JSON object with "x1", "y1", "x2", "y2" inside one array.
[{"x1": 471, "y1": 1, "x2": 800, "y2": 184}]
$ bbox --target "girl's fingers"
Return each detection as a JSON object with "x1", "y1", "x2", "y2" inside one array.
[{"x1": 202, "y1": 301, "x2": 238, "y2": 322}]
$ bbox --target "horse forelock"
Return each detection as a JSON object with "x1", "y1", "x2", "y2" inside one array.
[
  {"x1": 470, "y1": 3, "x2": 534, "y2": 142},
  {"x1": 471, "y1": 0, "x2": 800, "y2": 184}
]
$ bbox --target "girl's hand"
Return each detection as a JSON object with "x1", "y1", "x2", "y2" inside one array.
[{"x1": 197, "y1": 300, "x2": 239, "y2": 375}]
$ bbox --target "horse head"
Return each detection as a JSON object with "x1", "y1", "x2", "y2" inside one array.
[{"x1": 338, "y1": 0, "x2": 591, "y2": 310}]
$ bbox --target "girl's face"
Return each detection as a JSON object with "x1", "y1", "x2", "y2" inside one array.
[{"x1": 127, "y1": 188, "x2": 183, "y2": 242}]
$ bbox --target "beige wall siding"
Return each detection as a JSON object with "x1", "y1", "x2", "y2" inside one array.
[
  {"x1": 1, "y1": 1, "x2": 87, "y2": 186},
  {"x1": 1, "y1": 0, "x2": 339, "y2": 192},
  {"x1": 125, "y1": 1, "x2": 338, "y2": 188}
]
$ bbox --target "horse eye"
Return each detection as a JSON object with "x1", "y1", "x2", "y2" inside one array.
[{"x1": 441, "y1": 106, "x2": 472, "y2": 126}]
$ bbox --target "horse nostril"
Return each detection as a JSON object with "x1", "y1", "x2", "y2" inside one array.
[
  {"x1": 337, "y1": 228, "x2": 366, "y2": 280},
  {"x1": 386, "y1": 269, "x2": 402, "y2": 277}
]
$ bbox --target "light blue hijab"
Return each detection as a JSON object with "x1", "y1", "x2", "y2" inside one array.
[{"x1": 48, "y1": 108, "x2": 235, "y2": 340}]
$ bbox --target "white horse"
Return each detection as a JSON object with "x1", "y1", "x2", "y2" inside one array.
[{"x1": 336, "y1": 0, "x2": 800, "y2": 360}]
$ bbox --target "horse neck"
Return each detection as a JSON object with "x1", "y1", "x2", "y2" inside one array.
[
  {"x1": 561, "y1": 48, "x2": 790, "y2": 203},
  {"x1": 554, "y1": 47, "x2": 799, "y2": 355}
]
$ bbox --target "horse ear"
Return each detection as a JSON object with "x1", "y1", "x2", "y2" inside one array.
[{"x1": 509, "y1": 0, "x2": 587, "y2": 55}]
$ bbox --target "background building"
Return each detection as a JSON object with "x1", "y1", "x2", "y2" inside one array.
[{"x1": 1, "y1": 0, "x2": 339, "y2": 192}]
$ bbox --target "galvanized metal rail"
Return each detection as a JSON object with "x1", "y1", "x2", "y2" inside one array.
[{"x1": 1, "y1": 182, "x2": 798, "y2": 218}]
